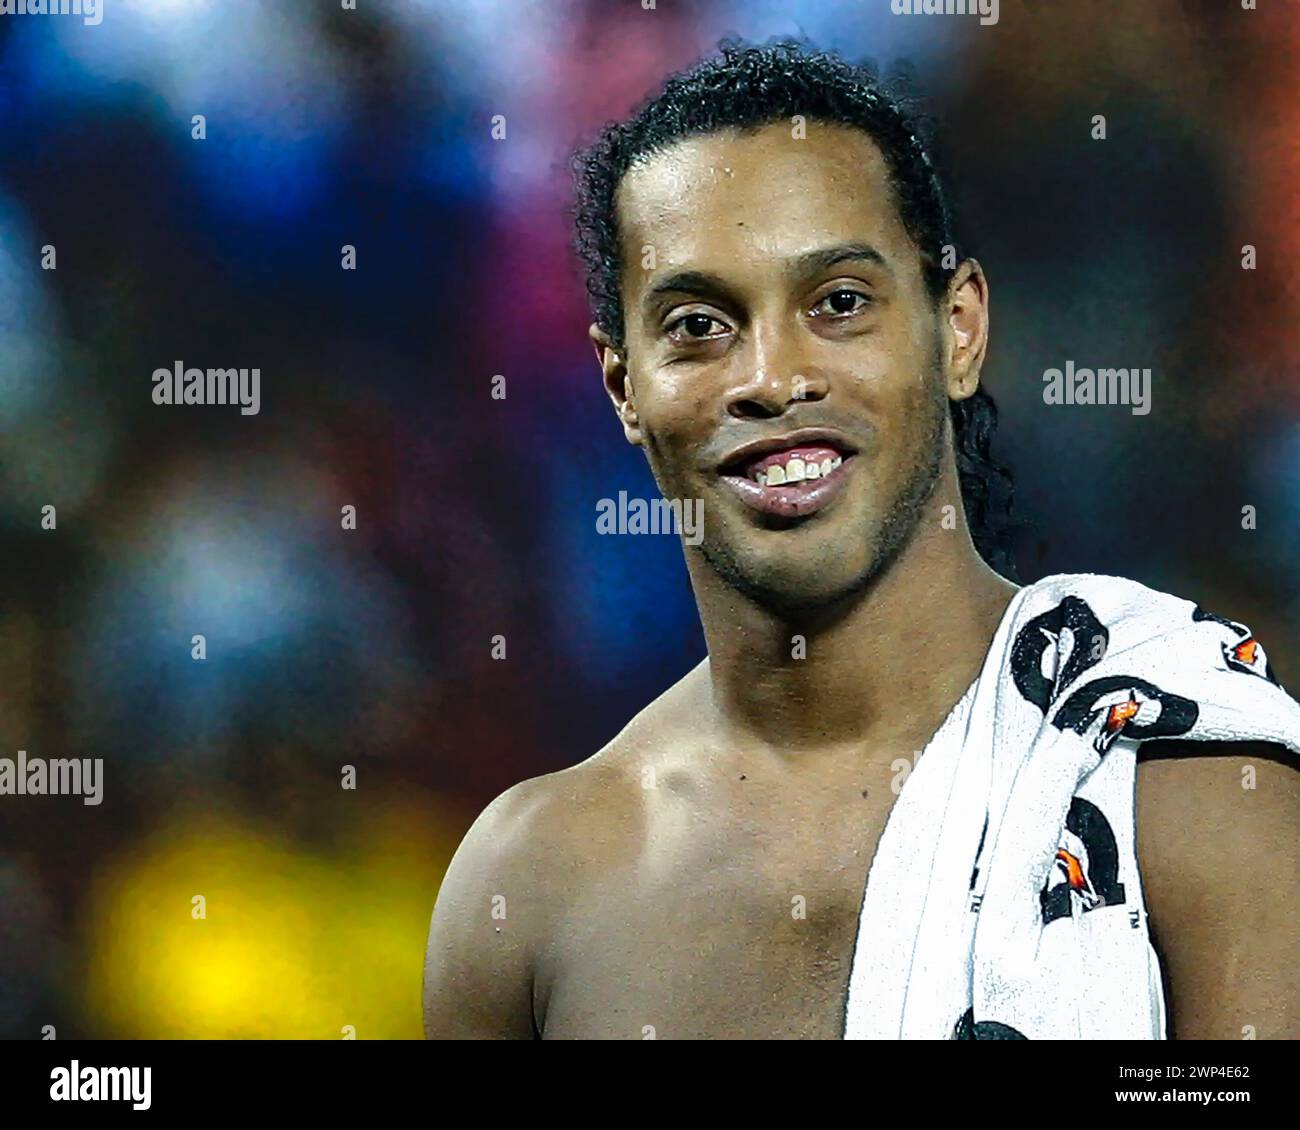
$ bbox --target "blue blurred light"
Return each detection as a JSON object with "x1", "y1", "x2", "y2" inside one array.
[{"x1": 547, "y1": 442, "x2": 699, "y2": 687}]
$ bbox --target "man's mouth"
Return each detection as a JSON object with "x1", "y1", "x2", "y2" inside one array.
[
  {"x1": 743, "y1": 445, "x2": 844, "y2": 486},
  {"x1": 717, "y1": 433, "x2": 857, "y2": 520}
]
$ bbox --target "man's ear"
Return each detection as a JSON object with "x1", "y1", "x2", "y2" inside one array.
[
  {"x1": 589, "y1": 323, "x2": 642, "y2": 446},
  {"x1": 942, "y1": 259, "x2": 989, "y2": 403}
]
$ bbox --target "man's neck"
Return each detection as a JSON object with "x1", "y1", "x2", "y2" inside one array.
[{"x1": 687, "y1": 498, "x2": 1019, "y2": 760}]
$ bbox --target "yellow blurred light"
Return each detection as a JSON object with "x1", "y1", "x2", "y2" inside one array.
[{"x1": 80, "y1": 791, "x2": 463, "y2": 1039}]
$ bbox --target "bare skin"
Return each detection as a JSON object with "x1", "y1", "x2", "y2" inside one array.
[
  {"x1": 1136, "y1": 741, "x2": 1299, "y2": 1039},
  {"x1": 423, "y1": 121, "x2": 1298, "y2": 1039}
]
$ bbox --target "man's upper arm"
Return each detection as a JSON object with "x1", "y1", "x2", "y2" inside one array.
[
  {"x1": 422, "y1": 779, "x2": 558, "y2": 1039},
  {"x1": 1136, "y1": 740, "x2": 1300, "y2": 1039}
]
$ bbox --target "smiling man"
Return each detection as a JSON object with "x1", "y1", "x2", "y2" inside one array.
[{"x1": 423, "y1": 41, "x2": 1300, "y2": 1040}]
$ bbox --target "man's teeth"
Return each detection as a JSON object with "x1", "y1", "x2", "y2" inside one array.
[{"x1": 755, "y1": 455, "x2": 842, "y2": 486}]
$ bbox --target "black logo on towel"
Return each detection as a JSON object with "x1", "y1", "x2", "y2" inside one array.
[
  {"x1": 1193, "y1": 605, "x2": 1281, "y2": 688},
  {"x1": 969, "y1": 814, "x2": 989, "y2": 893},
  {"x1": 1052, "y1": 675, "x2": 1198, "y2": 756},
  {"x1": 953, "y1": 1008, "x2": 1028, "y2": 1040},
  {"x1": 1041, "y1": 796, "x2": 1126, "y2": 925},
  {"x1": 1010, "y1": 597, "x2": 1109, "y2": 713}
]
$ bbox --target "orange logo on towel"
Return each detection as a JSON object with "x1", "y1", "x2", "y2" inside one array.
[
  {"x1": 1055, "y1": 848, "x2": 1088, "y2": 891},
  {"x1": 1103, "y1": 692, "x2": 1140, "y2": 734},
  {"x1": 1051, "y1": 841, "x2": 1102, "y2": 911},
  {"x1": 1232, "y1": 638, "x2": 1259, "y2": 666}
]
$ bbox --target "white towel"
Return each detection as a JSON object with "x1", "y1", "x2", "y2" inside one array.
[{"x1": 843, "y1": 571, "x2": 1300, "y2": 1040}]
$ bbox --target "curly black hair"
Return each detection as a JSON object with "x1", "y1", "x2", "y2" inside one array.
[{"x1": 571, "y1": 39, "x2": 1019, "y2": 580}]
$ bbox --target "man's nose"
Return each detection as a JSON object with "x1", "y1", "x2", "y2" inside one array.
[{"x1": 723, "y1": 323, "x2": 830, "y2": 419}]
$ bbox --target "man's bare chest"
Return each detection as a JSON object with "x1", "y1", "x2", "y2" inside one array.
[{"x1": 537, "y1": 778, "x2": 896, "y2": 1039}]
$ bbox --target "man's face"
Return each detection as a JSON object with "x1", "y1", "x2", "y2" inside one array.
[{"x1": 604, "y1": 120, "x2": 966, "y2": 612}]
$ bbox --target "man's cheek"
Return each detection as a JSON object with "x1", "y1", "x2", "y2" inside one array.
[{"x1": 642, "y1": 407, "x2": 708, "y2": 464}]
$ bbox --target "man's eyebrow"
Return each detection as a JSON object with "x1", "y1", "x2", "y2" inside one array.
[
  {"x1": 642, "y1": 269, "x2": 734, "y2": 310},
  {"x1": 787, "y1": 242, "x2": 891, "y2": 278}
]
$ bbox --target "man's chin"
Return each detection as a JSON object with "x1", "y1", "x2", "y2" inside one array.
[{"x1": 700, "y1": 541, "x2": 882, "y2": 618}]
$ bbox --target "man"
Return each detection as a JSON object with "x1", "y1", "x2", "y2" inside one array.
[{"x1": 423, "y1": 41, "x2": 1298, "y2": 1039}]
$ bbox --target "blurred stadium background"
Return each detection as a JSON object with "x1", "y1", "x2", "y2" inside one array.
[{"x1": 0, "y1": 0, "x2": 1297, "y2": 1038}]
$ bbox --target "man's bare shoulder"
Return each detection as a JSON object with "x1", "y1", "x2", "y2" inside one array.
[
  {"x1": 1136, "y1": 739, "x2": 1298, "y2": 860},
  {"x1": 494, "y1": 658, "x2": 712, "y2": 862},
  {"x1": 422, "y1": 661, "x2": 709, "y2": 1037},
  {"x1": 435, "y1": 660, "x2": 708, "y2": 910},
  {"x1": 1135, "y1": 739, "x2": 1299, "y2": 1038}
]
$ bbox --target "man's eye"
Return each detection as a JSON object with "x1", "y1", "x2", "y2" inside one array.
[
  {"x1": 813, "y1": 289, "x2": 871, "y2": 316},
  {"x1": 668, "y1": 312, "x2": 726, "y2": 340}
]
